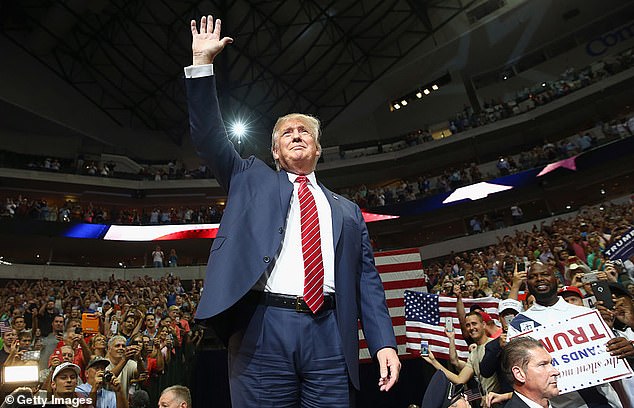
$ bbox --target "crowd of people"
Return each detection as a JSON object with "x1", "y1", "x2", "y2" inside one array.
[
  {"x1": 338, "y1": 112, "x2": 634, "y2": 211},
  {"x1": 1, "y1": 197, "x2": 224, "y2": 226},
  {"x1": 413, "y1": 198, "x2": 634, "y2": 408},
  {"x1": 0, "y1": 273, "x2": 207, "y2": 408},
  {"x1": 336, "y1": 46, "x2": 634, "y2": 161},
  {"x1": 424, "y1": 201, "x2": 634, "y2": 298}
]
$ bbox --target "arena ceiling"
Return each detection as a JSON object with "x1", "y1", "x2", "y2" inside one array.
[{"x1": 0, "y1": 0, "x2": 478, "y2": 149}]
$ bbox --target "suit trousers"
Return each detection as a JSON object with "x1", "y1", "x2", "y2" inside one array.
[{"x1": 227, "y1": 302, "x2": 352, "y2": 407}]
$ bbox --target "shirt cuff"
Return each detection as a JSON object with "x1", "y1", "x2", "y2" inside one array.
[{"x1": 184, "y1": 64, "x2": 214, "y2": 78}]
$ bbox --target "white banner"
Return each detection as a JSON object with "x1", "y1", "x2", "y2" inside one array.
[{"x1": 510, "y1": 310, "x2": 632, "y2": 394}]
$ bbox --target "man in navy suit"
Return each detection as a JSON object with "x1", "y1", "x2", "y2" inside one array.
[
  {"x1": 185, "y1": 15, "x2": 400, "y2": 407},
  {"x1": 495, "y1": 337, "x2": 560, "y2": 408}
]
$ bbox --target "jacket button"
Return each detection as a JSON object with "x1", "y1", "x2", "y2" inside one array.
[
  {"x1": 263, "y1": 256, "x2": 270, "y2": 263},
  {"x1": 278, "y1": 227, "x2": 284, "y2": 234}
]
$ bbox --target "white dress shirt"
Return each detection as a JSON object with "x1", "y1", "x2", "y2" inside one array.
[{"x1": 255, "y1": 172, "x2": 335, "y2": 295}]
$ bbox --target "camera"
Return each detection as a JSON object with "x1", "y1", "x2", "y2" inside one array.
[{"x1": 103, "y1": 371, "x2": 114, "y2": 383}]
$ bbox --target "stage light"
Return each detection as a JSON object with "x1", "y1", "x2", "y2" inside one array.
[
  {"x1": 503, "y1": 75, "x2": 508, "y2": 80},
  {"x1": 230, "y1": 121, "x2": 247, "y2": 138},
  {"x1": 600, "y1": 189, "x2": 606, "y2": 195},
  {"x1": 401, "y1": 100, "x2": 408, "y2": 106},
  {"x1": 423, "y1": 89, "x2": 430, "y2": 95},
  {"x1": 432, "y1": 84, "x2": 439, "y2": 90},
  {"x1": 415, "y1": 91, "x2": 422, "y2": 98},
  {"x1": 565, "y1": 205, "x2": 571, "y2": 210},
  {"x1": 542, "y1": 82, "x2": 547, "y2": 87}
]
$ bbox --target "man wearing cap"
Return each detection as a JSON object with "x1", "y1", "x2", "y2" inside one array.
[
  {"x1": 51, "y1": 362, "x2": 82, "y2": 401},
  {"x1": 76, "y1": 357, "x2": 127, "y2": 408},
  {"x1": 558, "y1": 286, "x2": 584, "y2": 306},
  {"x1": 480, "y1": 298, "x2": 524, "y2": 398},
  {"x1": 507, "y1": 262, "x2": 623, "y2": 407}
]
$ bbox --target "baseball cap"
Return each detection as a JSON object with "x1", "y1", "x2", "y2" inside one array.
[
  {"x1": 498, "y1": 299, "x2": 523, "y2": 315},
  {"x1": 86, "y1": 356, "x2": 110, "y2": 370},
  {"x1": 52, "y1": 362, "x2": 81, "y2": 380},
  {"x1": 558, "y1": 286, "x2": 583, "y2": 298}
]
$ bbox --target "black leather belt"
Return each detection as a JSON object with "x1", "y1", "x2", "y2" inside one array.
[{"x1": 256, "y1": 292, "x2": 336, "y2": 313}]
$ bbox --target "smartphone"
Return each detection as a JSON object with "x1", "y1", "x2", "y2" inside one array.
[
  {"x1": 445, "y1": 318, "x2": 454, "y2": 332},
  {"x1": 591, "y1": 282, "x2": 613, "y2": 309},
  {"x1": 97, "y1": 306, "x2": 103, "y2": 313},
  {"x1": 110, "y1": 320, "x2": 118, "y2": 335},
  {"x1": 581, "y1": 272, "x2": 599, "y2": 283},
  {"x1": 517, "y1": 262, "x2": 526, "y2": 273},
  {"x1": 420, "y1": 340, "x2": 429, "y2": 357}
]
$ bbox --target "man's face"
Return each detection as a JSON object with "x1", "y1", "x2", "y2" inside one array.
[
  {"x1": 52, "y1": 369, "x2": 78, "y2": 395},
  {"x1": 61, "y1": 346, "x2": 74, "y2": 362},
  {"x1": 13, "y1": 317, "x2": 26, "y2": 330},
  {"x1": 145, "y1": 315, "x2": 156, "y2": 328},
  {"x1": 3, "y1": 329, "x2": 17, "y2": 345},
  {"x1": 52, "y1": 316, "x2": 65, "y2": 332},
  {"x1": 527, "y1": 264, "x2": 558, "y2": 303},
  {"x1": 500, "y1": 311, "x2": 516, "y2": 332},
  {"x1": 87, "y1": 364, "x2": 108, "y2": 382},
  {"x1": 169, "y1": 309, "x2": 179, "y2": 320},
  {"x1": 47, "y1": 301, "x2": 55, "y2": 310},
  {"x1": 158, "y1": 390, "x2": 186, "y2": 408},
  {"x1": 109, "y1": 339, "x2": 126, "y2": 358},
  {"x1": 465, "y1": 315, "x2": 485, "y2": 342},
  {"x1": 272, "y1": 118, "x2": 320, "y2": 174},
  {"x1": 562, "y1": 294, "x2": 583, "y2": 306},
  {"x1": 124, "y1": 317, "x2": 136, "y2": 331},
  {"x1": 518, "y1": 347, "x2": 560, "y2": 400}
]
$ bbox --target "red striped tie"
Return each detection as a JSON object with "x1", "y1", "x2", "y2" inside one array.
[{"x1": 296, "y1": 176, "x2": 324, "y2": 313}]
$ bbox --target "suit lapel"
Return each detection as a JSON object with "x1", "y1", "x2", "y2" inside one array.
[
  {"x1": 321, "y1": 183, "x2": 343, "y2": 249},
  {"x1": 278, "y1": 170, "x2": 293, "y2": 218}
]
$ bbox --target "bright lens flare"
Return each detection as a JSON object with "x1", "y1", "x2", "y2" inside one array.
[{"x1": 230, "y1": 121, "x2": 247, "y2": 138}]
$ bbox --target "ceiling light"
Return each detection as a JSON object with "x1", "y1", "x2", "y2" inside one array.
[
  {"x1": 394, "y1": 103, "x2": 401, "y2": 110},
  {"x1": 423, "y1": 89, "x2": 430, "y2": 95},
  {"x1": 416, "y1": 91, "x2": 422, "y2": 98},
  {"x1": 432, "y1": 84, "x2": 439, "y2": 90},
  {"x1": 401, "y1": 100, "x2": 408, "y2": 106},
  {"x1": 229, "y1": 121, "x2": 247, "y2": 138}
]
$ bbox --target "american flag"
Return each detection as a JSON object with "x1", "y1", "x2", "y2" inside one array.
[
  {"x1": 359, "y1": 248, "x2": 427, "y2": 362},
  {"x1": 405, "y1": 291, "x2": 500, "y2": 360}
]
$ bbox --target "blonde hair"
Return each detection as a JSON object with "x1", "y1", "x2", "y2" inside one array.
[{"x1": 271, "y1": 113, "x2": 322, "y2": 171}]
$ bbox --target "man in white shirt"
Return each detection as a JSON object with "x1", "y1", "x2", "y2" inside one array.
[
  {"x1": 507, "y1": 262, "x2": 624, "y2": 408},
  {"x1": 185, "y1": 15, "x2": 399, "y2": 407}
]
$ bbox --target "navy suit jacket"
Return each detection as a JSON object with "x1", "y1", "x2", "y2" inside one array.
[
  {"x1": 185, "y1": 75, "x2": 397, "y2": 389},
  {"x1": 503, "y1": 393, "x2": 533, "y2": 408}
]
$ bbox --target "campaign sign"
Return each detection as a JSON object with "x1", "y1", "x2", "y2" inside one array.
[{"x1": 510, "y1": 310, "x2": 632, "y2": 394}]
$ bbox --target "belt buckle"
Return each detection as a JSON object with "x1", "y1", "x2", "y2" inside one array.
[{"x1": 295, "y1": 296, "x2": 308, "y2": 313}]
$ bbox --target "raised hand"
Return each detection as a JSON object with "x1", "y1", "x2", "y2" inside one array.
[{"x1": 191, "y1": 15, "x2": 234, "y2": 65}]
